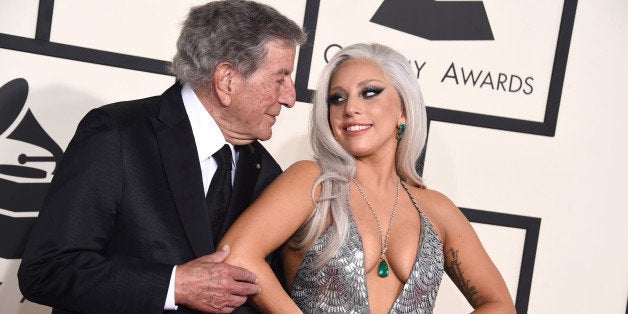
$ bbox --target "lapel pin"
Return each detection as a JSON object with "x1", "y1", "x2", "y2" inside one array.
[{"x1": 255, "y1": 163, "x2": 261, "y2": 170}]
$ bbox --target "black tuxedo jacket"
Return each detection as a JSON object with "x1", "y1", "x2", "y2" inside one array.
[{"x1": 18, "y1": 83, "x2": 283, "y2": 313}]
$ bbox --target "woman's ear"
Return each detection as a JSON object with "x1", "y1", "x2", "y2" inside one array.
[
  {"x1": 213, "y1": 62, "x2": 234, "y2": 106},
  {"x1": 398, "y1": 115, "x2": 406, "y2": 126},
  {"x1": 399, "y1": 101, "x2": 407, "y2": 125}
]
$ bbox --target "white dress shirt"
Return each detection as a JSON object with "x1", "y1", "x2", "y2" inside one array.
[{"x1": 164, "y1": 83, "x2": 237, "y2": 310}]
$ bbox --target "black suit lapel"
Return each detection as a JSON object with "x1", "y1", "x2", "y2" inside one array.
[
  {"x1": 219, "y1": 144, "x2": 262, "y2": 237},
  {"x1": 150, "y1": 84, "x2": 213, "y2": 257}
]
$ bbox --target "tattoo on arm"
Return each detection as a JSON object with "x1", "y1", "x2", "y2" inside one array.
[{"x1": 445, "y1": 247, "x2": 479, "y2": 307}]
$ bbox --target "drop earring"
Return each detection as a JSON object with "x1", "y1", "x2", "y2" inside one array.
[{"x1": 397, "y1": 123, "x2": 406, "y2": 139}]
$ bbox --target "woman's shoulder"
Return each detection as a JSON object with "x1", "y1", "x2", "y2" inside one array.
[
  {"x1": 407, "y1": 186, "x2": 467, "y2": 232},
  {"x1": 283, "y1": 160, "x2": 321, "y2": 178},
  {"x1": 251, "y1": 160, "x2": 321, "y2": 214},
  {"x1": 406, "y1": 185, "x2": 456, "y2": 211},
  {"x1": 268, "y1": 160, "x2": 321, "y2": 191}
]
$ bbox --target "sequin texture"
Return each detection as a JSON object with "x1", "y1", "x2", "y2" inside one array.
[{"x1": 291, "y1": 195, "x2": 444, "y2": 313}]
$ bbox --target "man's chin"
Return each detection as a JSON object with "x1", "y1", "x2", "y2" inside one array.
[{"x1": 257, "y1": 132, "x2": 272, "y2": 141}]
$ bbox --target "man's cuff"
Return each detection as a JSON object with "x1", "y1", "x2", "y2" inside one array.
[{"x1": 164, "y1": 265, "x2": 178, "y2": 310}]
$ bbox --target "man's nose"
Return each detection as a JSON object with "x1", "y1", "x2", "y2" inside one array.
[{"x1": 279, "y1": 78, "x2": 296, "y2": 108}]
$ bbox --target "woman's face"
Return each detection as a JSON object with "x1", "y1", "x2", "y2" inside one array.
[{"x1": 327, "y1": 59, "x2": 405, "y2": 159}]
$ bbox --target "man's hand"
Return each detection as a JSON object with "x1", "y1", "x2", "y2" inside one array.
[{"x1": 175, "y1": 244, "x2": 261, "y2": 313}]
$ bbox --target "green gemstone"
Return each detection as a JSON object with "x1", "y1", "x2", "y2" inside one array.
[{"x1": 378, "y1": 259, "x2": 390, "y2": 278}]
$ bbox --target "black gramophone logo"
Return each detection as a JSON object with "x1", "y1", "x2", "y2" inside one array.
[
  {"x1": 0, "y1": 78, "x2": 63, "y2": 259},
  {"x1": 370, "y1": 0, "x2": 494, "y2": 40}
]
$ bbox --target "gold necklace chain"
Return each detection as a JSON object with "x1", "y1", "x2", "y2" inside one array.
[{"x1": 352, "y1": 176, "x2": 400, "y2": 278}]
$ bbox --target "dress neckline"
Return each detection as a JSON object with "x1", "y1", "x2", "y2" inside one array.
[
  {"x1": 347, "y1": 206, "x2": 428, "y2": 309},
  {"x1": 290, "y1": 183, "x2": 444, "y2": 312}
]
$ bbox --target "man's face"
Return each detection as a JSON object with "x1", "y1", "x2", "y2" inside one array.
[{"x1": 227, "y1": 40, "x2": 297, "y2": 142}]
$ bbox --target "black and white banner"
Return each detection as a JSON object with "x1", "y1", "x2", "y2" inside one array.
[{"x1": 9, "y1": 1, "x2": 628, "y2": 314}]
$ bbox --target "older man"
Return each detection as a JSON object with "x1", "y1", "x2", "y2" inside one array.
[{"x1": 18, "y1": 1, "x2": 306, "y2": 313}]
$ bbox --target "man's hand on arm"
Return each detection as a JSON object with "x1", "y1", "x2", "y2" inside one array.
[{"x1": 174, "y1": 245, "x2": 261, "y2": 313}]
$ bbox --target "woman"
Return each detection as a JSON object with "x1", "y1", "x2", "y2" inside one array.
[{"x1": 220, "y1": 43, "x2": 515, "y2": 313}]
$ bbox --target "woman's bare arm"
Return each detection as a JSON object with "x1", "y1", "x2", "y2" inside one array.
[
  {"x1": 422, "y1": 190, "x2": 516, "y2": 313},
  {"x1": 218, "y1": 160, "x2": 321, "y2": 313}
]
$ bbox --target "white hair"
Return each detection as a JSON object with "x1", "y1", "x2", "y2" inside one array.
[{"x1": 288, "y1": 43, "x2": 428, "y2": 268}]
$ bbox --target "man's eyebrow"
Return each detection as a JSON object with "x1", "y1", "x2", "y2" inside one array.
[{"x1": 276, "y1": 68, "x2": 291, "y2": 75}]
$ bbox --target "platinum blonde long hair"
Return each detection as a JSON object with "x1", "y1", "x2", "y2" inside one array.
[{"x1": 289, "y1": 43, "x2": 428, "y2": 268}]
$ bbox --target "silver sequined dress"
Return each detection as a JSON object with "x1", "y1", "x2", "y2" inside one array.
[{"x1": 290, "y1": 189, "x2": 444, "y2": 313}]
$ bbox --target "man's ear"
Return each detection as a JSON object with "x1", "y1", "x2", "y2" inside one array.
[{"x1": 213, "y1": 62, "x2": 235, "y2": 106}]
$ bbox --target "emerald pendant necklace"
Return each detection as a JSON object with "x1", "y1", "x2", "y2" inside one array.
[{"x1": 352, "y1": 176, "x2": 400, "y2": 278}]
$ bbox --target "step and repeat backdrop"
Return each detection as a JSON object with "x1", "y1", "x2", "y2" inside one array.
[{"x1": 1, "y1": 1, "x2": 626, "y2": 313}]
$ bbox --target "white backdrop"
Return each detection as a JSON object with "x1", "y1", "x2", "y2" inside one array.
[{"x1": 0, "y1": 1, "x2": 626, "y2": 313}]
